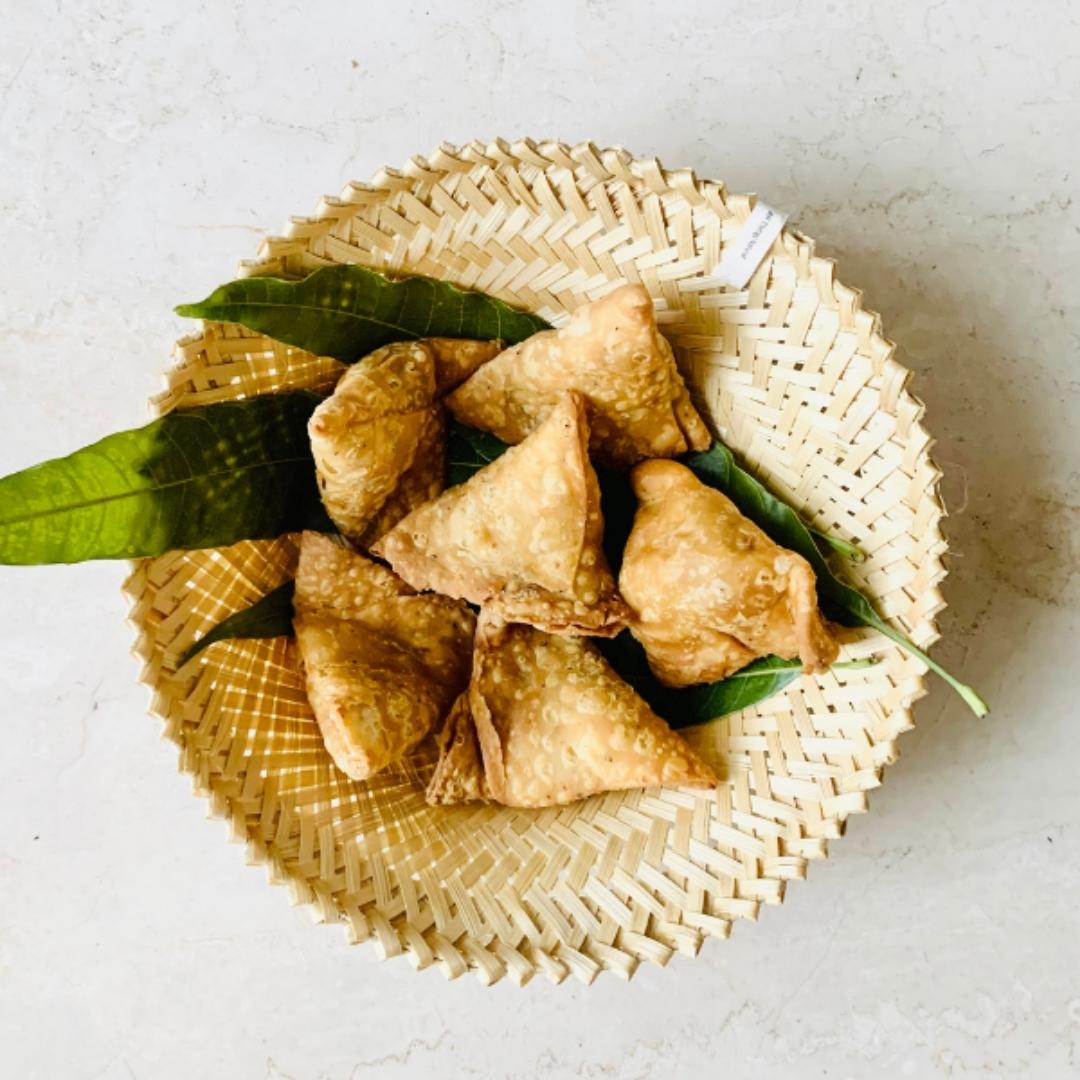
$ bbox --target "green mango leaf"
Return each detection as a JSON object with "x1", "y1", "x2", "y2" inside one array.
[
  {"x1": 184, "y1": 419, "x2": 880, "y2": 726},
  {"x1": 176, "y1": 580, "x2": 295, "y2": 669},
  {"x1": 177, "y1": 571, "x2": 874, "y2": 726},
  {"x1": 176, "y1": 264, "x2": 549, "y2": 363},
  {"x1": 447, "y1": 418, "x2": 512, "y2": 487},
  {"x1": 596, "y1": 631, "x2": 876, "y2": 728},
  {"x1": 0, "y1": 392, "x2": 332, "y2": 564},
  {"x1": 684, "y1": 443, "x2": 988, "y2": 717},
  {"x1": 675, "y1": 656, "x2": 879, "y2": 726},
  {"x1": 148, "y1": 409, "x2": 984, "y2": 720}
]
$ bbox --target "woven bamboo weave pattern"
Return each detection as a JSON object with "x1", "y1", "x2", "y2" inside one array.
[{"x1": 125, "y1": 140, "x2": 946, "y2": 985}]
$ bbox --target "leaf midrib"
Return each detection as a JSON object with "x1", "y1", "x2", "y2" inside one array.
[
  {"x1": 185, "y1": 300, "x2": 425, "y2": 339},
  {"x1": 0, "y1": 455, "x2": 312, "y2": 527}
]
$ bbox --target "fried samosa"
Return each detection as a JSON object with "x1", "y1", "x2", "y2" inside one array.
[
  {"x1": 308, "y1": 338, "x2": 500, "y2": 546},
  {"x1": 446, "y1": 284, "x2": 710, "y2": 468},
  {"x1": 372, "y1": 391, "x2": 630, "y2": 636},
  {"x1": 424, "y1": 693, "x2": 491, "y2": 806},
  {"x1": 425, "y1": 615, "x2": 716, "y2": 808},
  {"x1": 293, "y1": 532, "x2": 475, "y2": 780},
  {"x1": 619, "y1": 460, "x2": 840, "y2": 687}
]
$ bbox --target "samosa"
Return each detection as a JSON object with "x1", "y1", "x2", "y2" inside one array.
[
  {"x1": 308, "y1": 338, "x2": 500, "y2": 546},
  {"x1": 446, "y1": 284, "x2": 710, "y2": 468},
  {"x1": 619, "y1": 461, "x2": 839, "y2": 687},
  {"x1": 372, "y1": 391, "x2": 630, "y2": 636},
  {"x1": 293, "y1": 532, "x2": 475, "y2": 780},
  {"x1": 426, "y1": 615, "x2": 717, "y2": 808}
]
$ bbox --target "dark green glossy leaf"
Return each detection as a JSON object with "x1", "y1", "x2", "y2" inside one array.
[
  {"x1": 176, "y1": 580, "x2": 295, "y2": 669},
  {"x1": 684, "y1": 442, "x2": 988, "y2": 717},
  {"x1": 0, "y1": 392, "x2": 332, "y2": 564},
  {"x1": 176, "y1": 264, "x2": 549, "y2": 363},
  {"x1": 596, "y1": 466, "x2": 636, "y2": 574},
  {"x1": 161, "y1": 413, "x2": 983, "y2": 719},
  {"x1": 596, "y1": 630, "x2": 797, "y2": 725},
  {"x1": 596, "y1": 632, "x2": 876, "y2": 728},
  {"x1": 446, "y1": 418, "x2": 511, "y2": 487}
]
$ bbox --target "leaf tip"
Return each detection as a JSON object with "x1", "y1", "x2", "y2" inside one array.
[
  {"x1": 172, "y1": 640, "x2": 203, "y2": 670},
  {"x1": 824, "y1": 535, "x2": 868, "y2": 563}
]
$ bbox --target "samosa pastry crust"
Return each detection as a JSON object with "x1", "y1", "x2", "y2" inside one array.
[
  {"x1": 425, "y1": 693, "x2": 491, "y2": 806},
  {"x1": 464, "y1": 616, "x2": 716, "y2": 808},
  {"x1": 293, "y1": 532, "x2": 475, "y2": 780},
  {"x1": 619, "y1": 461, "x2": 840, "y2": 687},
  {"x1": 297, "y1": 616, "x2": 450, "y2": 782},
  {"x1": 372, "y1": 391, "x2": 630, "y2": 637},
  {"x1": 309, "y1": 338, "x2": 499, "y2": 546},
  {"x1": 427, "y1": 337, "x2": 502, "y2": 393},
  {"x1": 356, "y1": 406, "x2": 445, "y2": 546},
  {"x1": 446, "y1": 284, "x2": 710, "y2": 467}
]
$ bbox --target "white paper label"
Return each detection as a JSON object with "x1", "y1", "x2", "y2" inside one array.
[{"x1": 715, "y1": 202, "x2": 788, "y2": 288}]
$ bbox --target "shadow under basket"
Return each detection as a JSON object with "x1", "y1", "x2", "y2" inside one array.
[{"x1": 125, "y1": 139, "x2": 946, "y2": 986}]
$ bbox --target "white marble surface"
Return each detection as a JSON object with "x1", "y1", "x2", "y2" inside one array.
[{"x1": 1, "y1": 1, "x2": 1078, "y2": 1077}]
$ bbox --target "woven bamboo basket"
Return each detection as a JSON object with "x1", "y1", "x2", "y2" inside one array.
[{"x1": 125, "y1": 139, "x2": 946, "y2": 986}]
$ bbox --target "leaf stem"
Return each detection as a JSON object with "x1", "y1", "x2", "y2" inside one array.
[
  {"x1": 720, "y1": 657, "x2": 878, "y2": 680},
  {"x1": 866, "y1": 617, "x2": 990, "y2": 718}
]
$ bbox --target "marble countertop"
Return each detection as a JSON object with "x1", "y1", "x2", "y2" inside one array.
[{"x1": 2, "y1": 2, "x2": 1078, "y2": 1077}]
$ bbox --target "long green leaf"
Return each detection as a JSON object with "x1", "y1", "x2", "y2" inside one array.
[
  {"x1": 447, "y1": 418, "x2": 511, "y2": 487},
  {"x1": 443, "y1": 419, "x2": 970, "y2": 716},
  {"x1": 176, "y1": 264, "x2": 549, "y2": 363},
  {"x1": 684, "y1": 443, "x2": 988, "y2": 717},
  {"x1": 676, "y1": 656, "x2": 878, "y2": 727},
  {"x1": 178, "y1": 573, "x2": 875, "y2": 725},
  {"x1": 0, "y1": 392, "x2": 331, "y2": 564},
  {"x1": 176, "y1": 580, "x2": 295, "y2": 668},
  {"x1": 160, "y1": 412, "x2": 984, "y2": 719},
  {"x1": 597, "y1": 631, "x2": 877, "y2": 728}
]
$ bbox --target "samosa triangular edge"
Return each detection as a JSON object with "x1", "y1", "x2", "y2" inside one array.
[
  {"x1": 446, "y1": 284, "x2": 711, "y2": 467},
  {"x1": 294, "y1": 533, "x2": 475, "y2": 780},
  {"x1": 466, "y1": 615, "x2": 717, "y2": 808},
  {"x1": 372, "y1": 391, "x2": 629, "y2": 636}
]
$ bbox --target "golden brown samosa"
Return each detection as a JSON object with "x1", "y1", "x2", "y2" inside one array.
[
  {"x1": 308, "y1": 338, "x2": 500, "y2": 546},
  {"x1": 372, "y1": 391, "x2": 630, "y2": 636},
  {"x1": 446, "y1": 284, "x2": 710, "y2": 468},
  {"x1": 619, "y1": 461, "x2": 839, "y2": 687},
  {"x1": 293, "y1": 532, "x2": 475, "y2": 780},
  {"x1": 425, "y1": 693, "x2": 491, "y2": 806},
  {"x1": 426, "y1": 615, "x2": 716, "y2": 808}
]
